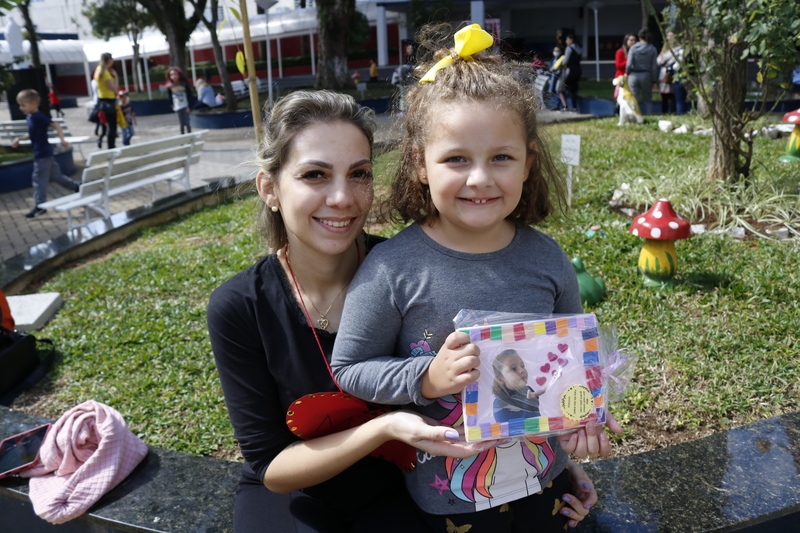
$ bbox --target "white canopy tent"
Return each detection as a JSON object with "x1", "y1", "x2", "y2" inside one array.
[{"x1": 2, "y1": 2, "x2": 401, "y2": 98}]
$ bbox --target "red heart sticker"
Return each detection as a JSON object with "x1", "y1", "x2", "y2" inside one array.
[
  {"x1": 548, "y1": 352, "x2": 558, "y2": 362},
  {"x1": 287, "y1": 392, "x2": 416, "y2": 471},
  {"x1": 558, "y1": 358, "x2": 568, "y2": 367},
  {"x1": 540, "y1": 363, "x2": 551, "y2": 373},
  {"x1": 536, "y1": 377, "x2": 547, "y2": 386},
  {"x1": 558, "y1": 343, "x2": 568, "y2": 353}
]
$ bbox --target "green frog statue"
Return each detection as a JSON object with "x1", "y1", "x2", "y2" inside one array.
[{"x1": 571, "y1": 257, "x2": 607, "y2": 307}]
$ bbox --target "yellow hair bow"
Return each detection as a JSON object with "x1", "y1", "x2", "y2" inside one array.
[{"x1": 418, "y1": 24, "x2": 494, "y2": 84}]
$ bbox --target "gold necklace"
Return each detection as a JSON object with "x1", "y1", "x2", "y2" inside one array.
[{"x1": 285, "y1": 245, "x2": 350, "y2": 331}]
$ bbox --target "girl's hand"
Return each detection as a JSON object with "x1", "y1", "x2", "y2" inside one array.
[
  {"x1": 559, "y1": 411, "x2": 623, "y2": 459},
  {"x1": 381, "y1": 410, "x2": 483, "y2": 458},
  {"x1": 560, "y1": 459, "x2": 597, "y2": 528},
  {"x1": 420, "y1": 331, "x2": 480, "y2": 399}
]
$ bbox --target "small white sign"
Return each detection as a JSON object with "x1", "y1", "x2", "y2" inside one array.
[
  {"x1": 561, "y1": 134, "x2": 581, "y2": 166},
  {"x1": 356, "y1": 82, "x2": 368, "y2": 92}
]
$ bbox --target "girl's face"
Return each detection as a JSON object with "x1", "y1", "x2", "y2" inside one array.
[
  {"x1": 627, "y1": 36, "x2": 637, "y2": 46},
  {"x1": 419, "y1": 100, "x2": 534, "y2": 251},
  {"x1": 257, "y1": 121, "x2": 374, "y2": 258},
  {"x1": 497, "y1": 354, "x2": 528, "y2": 390},
  {"x1": 169, "y1": 70, "x2": 180, "y2": 82}
]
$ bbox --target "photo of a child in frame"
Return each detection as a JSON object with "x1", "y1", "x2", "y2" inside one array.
[{"x1": 491, "y1": 349, "x2": 546, "y2": 422}]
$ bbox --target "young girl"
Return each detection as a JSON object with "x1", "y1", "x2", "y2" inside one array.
[
  {"x1": 165, "y1": 66, "x2": 193, "y2": 134},
  {"x1": 492, "y1": 349, "x2": 543, "y2": 422},
  {"x1": 332, "y1": 24, "x2": 618, "y2": 532}
]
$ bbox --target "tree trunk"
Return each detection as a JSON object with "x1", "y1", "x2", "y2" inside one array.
[
  {"x1": 207, "y1": 25, "x2": 237, "y2": 112},
  {"x1": 132, "y1": 42, "x2": 142, "y2": 92},
  {"x1": 702, "y1": 38, "x2": 750, "y2": 183},
  {"x1": 316, "y1": 0, "x2": 354, "y2": 89},
  {"x1": 19, "y1": 1, "x2": 41, "y2": 68},
  {"x1": 640, "y1": 0, "x2": 650, "y2": 31}
]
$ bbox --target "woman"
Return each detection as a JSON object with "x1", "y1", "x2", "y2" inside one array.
[
  {"x1": 165, "y1": 67, "x2": 194, "y2": 134},
  {"x1": 193, "y1": 78, "x2": 218, "y2": 109},
  {"x1": 658, "y1": 31, "x2": 677, "y2": 114},
  {"x1": 615, "y1": 34, "x2": 637, "y2": 101},
  {"x1": 563, "y1": 34, "x2": 583, "y2": 112},
  {"x1": 93, "y1": 53, "x2": 119, "y2": 149},
  {"x1": 207, "y1": 91, "x2": 483, "y2": 532},
  {"x1": 208, "y1": 90, "x2": 603, "y2": 532}
]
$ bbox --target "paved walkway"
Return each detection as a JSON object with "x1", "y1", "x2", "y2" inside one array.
[{"x1": 1, "y1": 96, "x2": 586, "y2": 264}]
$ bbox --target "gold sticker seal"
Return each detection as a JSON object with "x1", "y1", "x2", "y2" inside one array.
[{"x1": 560, "y1": 384, "x2": 594, "y2": 421}]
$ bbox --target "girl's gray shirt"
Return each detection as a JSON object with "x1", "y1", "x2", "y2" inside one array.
[{"x1": 332, "y1": 223, "x2": 581, "y2": 514}]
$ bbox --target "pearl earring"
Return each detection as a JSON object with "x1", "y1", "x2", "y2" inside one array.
[{"x1": 271, "y1": 205, "x2": 279, "y2": 213}]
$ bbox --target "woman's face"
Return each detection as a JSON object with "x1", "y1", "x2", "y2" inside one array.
[
  {"x1": 627, "y1": 36, "x2": 637, "y2": 46},
  {"x1": 169, "y1": 69, "x2": 180, "y2": 82},
  {"x1": 258, "y1": 121, "x2": 374, "y2": 258}
]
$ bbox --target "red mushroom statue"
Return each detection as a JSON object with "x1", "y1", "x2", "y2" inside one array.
[
  {"x1": 629, "y1": 199, "x2": 691, "y2": 287},
  {"x1": 779, "y1": 108, "x2": 800, "y2": 163}
]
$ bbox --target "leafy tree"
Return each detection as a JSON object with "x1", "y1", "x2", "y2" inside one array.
[
  {"x1": 136, "y1": 0, "x2": 207, "y2": 74},
  {"x1": 410, "y1": 0, "x2": 453, "y2": 34},
  {"x1": 82, "y1": 0, "x2": 154, "y2": 92},
  {"x1": 187, "y1": 0, "x2": 236, "y2": 111},
  {"x1": 665, "y1": 0, "x2": 800, "y2": 184}
]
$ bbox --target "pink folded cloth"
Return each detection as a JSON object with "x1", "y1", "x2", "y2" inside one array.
[{"x1": 20, "y1": 400, "x2": 148, "y2": 524}]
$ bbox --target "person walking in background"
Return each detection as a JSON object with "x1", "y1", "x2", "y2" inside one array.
[
  {"x1": 47, "y1": 84, "x2": 65, "y2": 118},
  {"x1": 118, "y1": 90, "x2": 137, "y2": 146},
  {"x1": 563, "y1": 33, "x2": 583, "y2": 112},
  {"x1": 165, "y1": 66, "x2": 194, "y2": 134},
  {"x1": 658, "y1": 31, "x2": 677, "y2": 114},
  {"x1": 549, "y1": 45, "x2": 568, "y2": 111},
  {"x1": 11, "y1": 89, "x2": 80, "y2": 218},
  {"x1": 615, "y1": 34, "x2": 636, "y2": 103},
  {"x1": 369, "y1": 59, "x2": 379, "y2": 81},
  {"x1": 626, "y1": 29, "x2": 659, "y2": 115},
  {"x1": 93, "y1": 52, "x2": 119, "y2": 148}
]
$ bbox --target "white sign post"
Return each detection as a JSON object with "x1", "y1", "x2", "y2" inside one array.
[{"x1": 560, "y1": 134, "x2": 581, "y2": 206}]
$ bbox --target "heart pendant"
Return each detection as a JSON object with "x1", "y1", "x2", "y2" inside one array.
[{"x1": 317, "y1": 317, "x2": 329, "y2": 330}]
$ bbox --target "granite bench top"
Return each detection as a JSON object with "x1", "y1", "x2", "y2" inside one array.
[{"x1": 3, "y1": 405, "x2": 799, "y2": 532}]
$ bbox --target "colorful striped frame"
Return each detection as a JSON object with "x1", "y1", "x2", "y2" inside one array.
[{"x1": 459, "y1": 313, "x2": 607, "y2": 442}]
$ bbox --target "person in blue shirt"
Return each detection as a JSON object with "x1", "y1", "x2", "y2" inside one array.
[
  {"x1": 11, "y1": 89, "x2": 80, "y2": 218},
  {"x1": 492, "y1": 349, "x2": 544, "y2": 422}
]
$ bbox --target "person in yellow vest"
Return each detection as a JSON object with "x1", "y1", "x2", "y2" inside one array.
[{"x1": 93, "y1": 53, "x2": 120, "y2": 148}]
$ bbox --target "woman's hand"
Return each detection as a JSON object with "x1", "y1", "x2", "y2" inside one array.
[
  {"x1": 558, "y1": 411, "x2": 623, "y2": 459},
  {"x1": 421, "y1": 331, "x2": 480, "y2": 399},
  {"x1": 560, "y1": 459, "x2": 598, "y2": 528},
  {"x1": 382, "y1": 410, "x2": 484, "y2": 459}
]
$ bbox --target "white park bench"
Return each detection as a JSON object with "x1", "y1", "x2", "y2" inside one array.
[
  {"x1": 0, "y1": 119, "x2": 94, "y2": 159},
  {"x1": 38, "y1": 131, "x2": 207, "y2": 231}
]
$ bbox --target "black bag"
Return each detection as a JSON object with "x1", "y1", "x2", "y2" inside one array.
[
  {"x1": 0, "y1": 307, "x2": 55, "y2": 406},
  {"x1": 88, "y1": 105, "x2": 101, "y2": 124}
]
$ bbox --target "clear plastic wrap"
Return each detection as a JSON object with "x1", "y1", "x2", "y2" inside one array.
[{"x1": 453, "y1": 310, "x2": 637, "y2": 442}]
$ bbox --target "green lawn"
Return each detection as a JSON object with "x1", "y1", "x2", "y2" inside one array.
[{"x1": 16, "y1": 116, "x2": 799, "y2": 459}]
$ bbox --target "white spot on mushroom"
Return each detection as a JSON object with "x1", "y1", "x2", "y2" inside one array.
[
  {"x1": 669, "y1": 221, "x2": 679, "y2": 229},
  {"x1": 654, "y1": 210, "x2": 663, "y2": 218},
  {"x1": 791, "y1": 116, "x2": 799, "y2": 123},
  {"x1": 632, "y1": 228, "x2": 639, "y2": 236},
  {"x1": 638, "y1": 217, "x2": 646, "y2": 224},
  {"x1": 651, "y1": 227, "x2": 662, "y2": 238}
]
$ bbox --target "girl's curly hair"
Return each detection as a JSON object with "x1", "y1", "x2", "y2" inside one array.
[{"x1": 385, "y1": 23, "x2": 567, "y2": 228}]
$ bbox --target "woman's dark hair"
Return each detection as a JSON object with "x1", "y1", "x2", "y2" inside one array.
[
  {"x1": 386, "y1": 23, "x2": 567, "y2": 228},
  {"x1": 254, "y1": 90, "x2": 376, "y2": 251}
]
